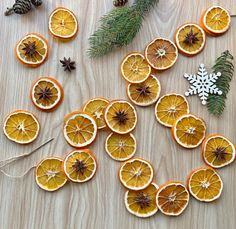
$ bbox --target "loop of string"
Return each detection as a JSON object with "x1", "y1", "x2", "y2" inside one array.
[{"x1": 0, "y1": 138, "x2": 54, "y2": 178}]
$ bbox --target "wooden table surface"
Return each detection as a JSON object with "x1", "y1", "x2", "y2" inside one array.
[{"x1": 0, "y1": 0, "x2": 235, "y2": 228}]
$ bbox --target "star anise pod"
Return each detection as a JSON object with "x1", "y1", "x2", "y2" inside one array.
[
  {"x1": 72, "y1": 159, "x2": 86, "y2": 174},
  {"x1": 213, "y1": 147, "x2": 228, "y2": 161},
  {"x1": 60, "y1": 57, "x2": 76, "y2": 72},
  {"x1": 113, "y1": 110, "x2": 128, "y2": 125},
  {"x1": 136, "y1": 84, "x2": 151, "y2": 96},
  {"x1": 184, "y1": 29, "x2": 199, "y2": 45},
  {"x1": 134, "y1": 192, "x2": 150, "y2": 209},
  {"x1": 36, "y1": 87, "x2": 52, "y2": 100},
  {"x1": 22, "y1": 41, "x2": 37, "y2": 57}
]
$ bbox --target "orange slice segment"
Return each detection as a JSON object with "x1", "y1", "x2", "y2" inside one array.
[
  {"x1": 63, "y1": 112, "x2": 97, "y2": 148},
  {"x1": 35, "y1": 157, "x2": 67, "y2": 192},
  {"x1": 15, "y1": 33, "x2": 48, "y2": 67},
  {"x1": 155, "y1": 94, "x2": 189, "y2": 127},
  {"x1": 187, "y1": 167, "x2": 223, "y2": 202},
  {"x1": 49, "y1": 7, "x2": 78, "y2": 39},
  {"x1": 3, "y1": 110, "x2": 40, "y2": 144},
  {"x1": 31, "y1": 77, "x2": 63, "y2": 111},
  {"x1": 175, "y1": 23, "x2": 206, "y2": 56},
  {"x1": 63, "y1": 149, "x2": 97, "y2": 183},
  {"x1": 202, "y1": 134, "x2": 236, "y2": 168},
  {"x1": 125, "y1": 182, "x2": 159, "y2": 218},
  {"x1": 127, "y1": 75, "x2": 161, "y2": 107},
  {"x1": 145, "y1": 38, "x2": 178, "y2": 70},
  {"x1": 156, "y1": 182, "x2": 189, "y2": 216},
  {"x1": 201, "y1": 6, "x2": 231, "y2": 35},
  {"x1": 82, "y1": 97, "x2": 109, "y2": 129},
  {"x1": 172, "y1": 114, "x2": 206, "y2": 148},
  {"x1": 105, "y1": 132, "x2": 136, "y2": 161},
  {"x1": 104, "y1": 100, "x2": 137, "y2": 134},
  {"x1": 119, "y1": 158, "x2": 153, "y2": 190},
  {"x1": 121, "y1": 53, "x2": 151, "y2": 84}
]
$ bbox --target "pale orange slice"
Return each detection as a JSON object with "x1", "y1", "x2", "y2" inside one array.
[
  {"x1": 172, "y1": 114, "x2": 206, "y2": 148},
  {"x1": 82, "y1": 97, "x2": 109, "y2": 129},
  {"x1": 15, "y1": 33, "x2": 48, "y2": 67},
  {"x1": 63, "y1": 112, "x2": 97, "y2": 148},
  {"x1": 35, "y1": 157, "x2": 67, "y2": 192},
  {"x1": 63, "y1": 149, "x2": 97, "y2": 183},
  {"x1": 187, "y1": 167, "x2": 223, "y2": 202},
  {"x1": 49, "y1": 7, "x2": 78, "y2": 39},
  {"x1": 156, "y1": 182, "x2": 189, "y2": 216},
  {"x1": 104, "y1": 100, "x2": 137, "y2": 134},
  {"x1": 105, "y1": 132, "x2": 136, "y2": 161},
  {"x1": 127, "y1": 75, "x2": 161, "y2": 106},
  {"x1": 3, "y1": 110, "x2": 40, "y2": 144},
  {"x1": 31, "y1": 77, "x2": 63, "y2": 111},
  {"x1": 145, "y1": 38, "x2": 178, "y2": 70},
  {"x1": 119, "y1": 158, "x2": 153, "y2": 190},
  {"x1": 121, "y1": 52, "x2": 151, "y2": 84},
  {"x1": 175, "y1": 23, "x2": 206, "y2": 56},
  {"x1": 201, "y1": 6, "x2": 231, "y2": 36},
  {"x1": 202, "y1": 134, "x2": 236, "y2": 168},
  {"x1": 155, "y1": 94, "x2": 189, "y2": 127},
  {"x1": 125, "y1": 182, "x2": 159, "y2": 218}
]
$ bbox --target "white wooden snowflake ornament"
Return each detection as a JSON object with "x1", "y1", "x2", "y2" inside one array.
[{"x1": 184, "y1": 64, "x2": 222, "y2": 105}]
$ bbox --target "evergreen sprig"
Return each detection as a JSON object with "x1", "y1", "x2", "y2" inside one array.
[
  {"x1": 88, "y1": 0, "x2": 159, "y2": 58},
  {"x1": 207, "y1": 50, "x2": 234, "y2": 116}
]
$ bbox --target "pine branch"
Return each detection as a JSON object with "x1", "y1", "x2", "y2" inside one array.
[
  {"x1": 207, "y1": 50, "x2": 234, "y2": 116},
  {"x1": 88, "y1": 0, "x2": 159, "y2": 58}
]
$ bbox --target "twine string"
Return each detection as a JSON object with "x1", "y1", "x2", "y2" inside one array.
[{"x1": 0, "y1": 166, "x2": 36, "y2": 178}]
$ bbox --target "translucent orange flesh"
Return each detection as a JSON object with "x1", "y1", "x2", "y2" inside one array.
[
  {"x1": 155, "y1": 94, "x2": 189, "y2": 127},
  {"x1": 128, "y1": 76, "x2": 160, "y2": 106},
  {"x1": 64, "y1": 151, "x2": 96, "y2": 182},
  {"x1": 106, "y1": 133, "x2": 136, "y2": 160},
  {"x1": 177, "y1": 25, "x2": 204, "y2": 53},
  {"x1": 145, "y1": 39, "x2": 177, "y2": 69},
  {"x1": 122, "y1": 54, "x2": 151, "y2": 83},
  {"x1": 36, "y1": 158, "x2": 67, "y2": 191},
  {"x1": 204, "y1": 136, "x2": 235, "y2": 167},
  {"x1": 175, "y1": 115, "x2": 206, "y2": 147},
  {"x1": 126, "y1": 183, "x2": 158, "y2": 216},
  {"x1": 18, "y1": 36, "x2": 47, "y2": 63},
  {"x1": 189, "y1": 168, "x2": 222, "y2": 201},
  {"x1": 50, "y1": 9, "x2": 77, "y2": 37},
  {"x1": 4, "y1": 112, "x2": 39, "y2": 143},
  {"x1": 120, "y1": 159, "x2": 152, "y2": 189},
  {"x1": 83, "y1": 99, "x2": 108, "y2": 129},
  {"x1": 157, "y1": 183, "x2": 189, "y2": 215}
]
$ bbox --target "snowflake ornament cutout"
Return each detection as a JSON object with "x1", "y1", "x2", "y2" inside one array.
[{"x1": 184, "y1": 64, "x2": 222, "y2": 105}]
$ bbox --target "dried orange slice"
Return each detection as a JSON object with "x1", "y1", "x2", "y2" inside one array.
[
  {"x1": 105, "y1": 132, "x2": 136, "y2": 161},
  {"x1": 35, "y1": 157, "x2": 67, "y2": 192},
  {"x1": 31, "y1": 77, "x2": 63, "y2": 111},
  {"x1": 145, "y1": 38, "x2": 178, "y2": 70},
  {"x1": 187, "y1": 167, "x2": 223, "y2": 202},
  {"x1": 104, "y1": 100, "x2": 137, "y2": 134},
  {"x1": 63, "y1": 112, "x2": 97, "y2": 148},
  {"x1": 175, "y1": 23, "x2": 206, "y2": 56},
  {"x1": 125, "y1": 182, "x2": 159, "y2": 218},
  {"x1": 63, "y1": 149, "x2": 97, "y2": 183},
  {"x1": 82, "y1": 97, "x2": 109, "y2": 129},
  {"x1": 121, "y1": 53, "x2": 151, "y2": 84},
  {"x1": 156, "y1": 182, "x2": 189, "y2": 216},
  {"x1": 201, "y1": 6, "x2": 231, "y2": 36},
  {"x1": 127, "y1": 75, "x2": 161, "y2": 107},
  {"x1": 15, "y1": 33, "x2": 48, "y2": 67},
  {"x1": 49, "y1": 7, "x2": 78, "y2": 39},
  {"x1": 202, "y1": 134, "x2": 236, "y2": 168},
  {"x1": 172, "y1": 114, "x2": 206, "y2": 148},
  {"x1": 119, "y1": 158, "x2": 153, "y2": 190},
  {"x1": 3, "y1": 110, "x2": 40, "y2": 144},
  {"x1": 155, "y1": 94, "x2": 189, "y2": 127}
]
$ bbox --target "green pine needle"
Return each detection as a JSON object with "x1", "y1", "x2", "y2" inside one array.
[
  {"x1": 207, "y1": 50, "x2": 234, "y2": 116},
  {"x1": 88, "y1": 0, "x2": 159, "y2": 58}
]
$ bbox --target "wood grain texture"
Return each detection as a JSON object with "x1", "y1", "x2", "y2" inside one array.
[{"x1": 0, "y1": 0, "x2": 235, "y2": 228}]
